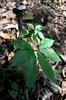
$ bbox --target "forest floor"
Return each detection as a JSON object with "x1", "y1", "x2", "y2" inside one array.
[{"x1": 0, "y1": 0, "x2": 66, "y2": 100}]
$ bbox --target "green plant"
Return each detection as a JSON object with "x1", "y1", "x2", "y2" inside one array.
[{"x1": 10, "y1": 23, "x2": 61, "y2": 92}]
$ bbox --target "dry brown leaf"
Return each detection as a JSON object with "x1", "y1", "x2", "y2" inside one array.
[
  {"x1": 60, "y1": 54, "x2": 66, "y2": 62},
  {"x1": 0, "y1": 8, "x2": 6, "y2": 13},
  {"x1": 8, "y1": 52, "x2": 14, "y2": 61},
  {"x1": 61, "y1": 80, "x2": 66, "y2": 96},
  {"x1": 2, "y1": 11, "x2": 16, "y2": 19},
  {"x1": 0, "y1": 19, "x2": 10, "y2": 24},
  {"x1": 4, "y1": 24, "x2": 18, "y2": 30},
  {"x1": 22, "y1": 0, "x2": 28, "y2": 5},
  {"x1": 0, "y1": 32, "x2": 15, "y2": 40},
  {"x1": 29, "y1": 41, "x2": 37, "y2": 50}
]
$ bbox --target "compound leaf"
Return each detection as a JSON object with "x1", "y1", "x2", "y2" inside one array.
[
  {"x1": 27, "y1": 23, "x2": 34, "y2": 30},
  {"x1": 39, "y1": 38, "x2": 54, "y2": 49},
  {"x1": 38, "y1": 51, "x2": 56, "y2": 81},
  {"x1": 11, "y1": 39, "x2": 37, "y2": 88},
  {"x1": 40, "y1": 48, "x2": 61, "y2": 61}
]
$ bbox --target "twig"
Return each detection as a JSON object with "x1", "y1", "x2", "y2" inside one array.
[{"x1": 25, "y1": 89, "x2": 29, "y2": 100}]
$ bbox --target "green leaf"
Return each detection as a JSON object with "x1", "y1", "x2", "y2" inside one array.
[
  {"x1": 27, "y1": 23, "x2": 34, "y2": 30},
  {"x1": 36, "y1": 37, "x2": 41, "y2": 44},
  {"x1": 9, "y1": 82, "x2": 18, "y2": 99},
  {"x1": 38, "y1": 51, "x2": 56, "y2": 81},
  {"x1": 11, "y1": 82, "x2": 18, "y2": 91},
  {"x1": 21, "y1": 28, "x2": 29, "y2": 35},
  {"x1": 9, "y1": 90, "x2": 18, "y2": 99},
  {"x1": 11, "y1": 39, "x2": 37, "y2": 88},
  {"x1": 34, "y1": 29, "x2": 39, "y2": 35},
  {"x1": 38, "y1": 32, "x2": 44, "y2": 39},
  {"x1": 31, "y1": 34, "x2": 37, "y2": 41},
  {"x1": 39, "y1": 38, "x2": 54, "y2": 49},
  {"x1": 12, "y1": 38, "x2": 32, "y2": 50},
  {"x1": 40, "y1": 48, "x2": 61, "y2": 61},
  {"x1": 35, "y1": 25, "x2": 44, "y2": 31}
]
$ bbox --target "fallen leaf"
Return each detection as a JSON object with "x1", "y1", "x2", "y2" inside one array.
[
  {"x1": 0, "y1": 19, "x2": 10, "y2": 24},
  {"x1": 4, "y1": 24, "x2": 18, "y2": 30},
  {"x1": 8, "y1": 52, "x2": 14, "y2": 61},
  {"x1": 60, "y1": 54, "x2": 66, "y2": 62},
  {"x1": 63, "y1": 11, "x2": 66, "y2": 17},
  {"x1": 0, "y1": 32, "x2": 15, "y2": 40},
  {"x1": 61, "y1": 80, "x2": 66, "y2": 96},
  {"x1": 63, "y1": 67, "x2": 66, "y2": 78}
]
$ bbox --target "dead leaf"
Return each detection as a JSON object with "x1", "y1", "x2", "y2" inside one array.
[
  {"x1": 61, "y1": 80, "x2": 66, "y2": 96},
  {"x1": 0, "y1": 8, "x2": 6, "y2": 13},
  {"x1": 29, "y1": 41, "x2": 38, "y2": 50},
  {"x1": 4, "y1": 24, "x2": 18, "y2": 30},
  {"x1": 22, "y1": 0, "x2": 28, "y2": 5},
  {"x1": 63, "y1": 67, "x2": 66, "y2": 78},
  {"x1": 0, "y1": 19, "x2": 10, "y2": 24},
  {"x1": 63, "y1": 11, "x2": 66, "y2": 17},
  {"x1": 2, "y1": 11, "x2": 16, "y2": 19},
  {"x1": 0, "y1": 32, "x2": 15, "y2": 40},
  {"x1": 8, "y1": 52, "x2": 14, "y2": 61},
  {"x1": 60, "y1": 54, "x2": 66, "y2": 62}
]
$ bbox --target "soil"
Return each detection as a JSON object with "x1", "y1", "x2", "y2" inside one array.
[{"x1": 0, "y1": 0, "x2": 66, "y2": 100}]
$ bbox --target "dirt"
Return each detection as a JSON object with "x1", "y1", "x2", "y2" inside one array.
[{"x1": 0, "y1": 0, "x2": 66, "y2": 100}]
